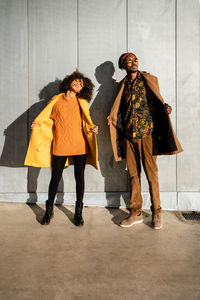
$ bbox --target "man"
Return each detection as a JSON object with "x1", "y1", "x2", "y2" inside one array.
[{"x1": 107, "y1": 52, "x2": 183, "y2": 229}]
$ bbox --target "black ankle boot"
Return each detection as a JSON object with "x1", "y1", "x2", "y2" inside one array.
[
  {"x1": 41, "y1": 203, "x2": 54, "y2": 225},
  {"x1": 74, "y1": 202, "x2": 84, "y2": 226}
]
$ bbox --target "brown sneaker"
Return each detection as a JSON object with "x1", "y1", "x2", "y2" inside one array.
[
  {"x1": 152, "y1": 213, "x2": 162, "y2": 230},
  {"x1": 120, "y1": 213, "x2": 143, "y2": 228}
]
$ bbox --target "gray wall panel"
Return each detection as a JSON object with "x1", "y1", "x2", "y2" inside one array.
[
  {"x1": 79, "y1": 0, "x2": 128, "y2": 193},
  {"x1": 177, "y1": 0, "x2": 200, "y2": 191},
  {"x1": 128, "y1": 0, "x2": 177, "y2": 192},
  {"x1": 0, "y1": 0, "x2": 28, "y2": 192}
]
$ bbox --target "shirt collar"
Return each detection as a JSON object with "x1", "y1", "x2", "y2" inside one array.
[{"x1": 124, "y1": 71, "x2": 142, "y2": 84}]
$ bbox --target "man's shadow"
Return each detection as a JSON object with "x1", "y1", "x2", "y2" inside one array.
[
  {"x1": 0, "y1": 78, "x2": 69, "y2": 221},
  {"x1": 90, "y1": 61, "x2": 129, "y2": 224}
]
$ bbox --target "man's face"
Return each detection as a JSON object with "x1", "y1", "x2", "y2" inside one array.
[{"x1": 123, "y1": 54, "x2": 138, "y2": 73}]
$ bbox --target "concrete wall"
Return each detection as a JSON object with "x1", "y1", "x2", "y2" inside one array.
[{"x1": 0, "y1": 0, "x2": 199, "y2": 210}]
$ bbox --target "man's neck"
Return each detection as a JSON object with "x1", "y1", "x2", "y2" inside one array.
[{"x1": 127, "y1": 71, "x2": 138, "y2": 82}]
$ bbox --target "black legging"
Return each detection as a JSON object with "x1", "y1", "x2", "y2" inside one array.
[{"x1": 46, "y1": 155, "x2": 87, "y2": 206}]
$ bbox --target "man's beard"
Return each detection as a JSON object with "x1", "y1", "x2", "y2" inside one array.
[{"x1": 128, "y1": 68, "x2": 138, "y2": 73}]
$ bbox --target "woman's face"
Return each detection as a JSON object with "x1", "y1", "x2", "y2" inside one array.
[{"x1": 70, "y1": 78, "x2": 84, "y2": 93}]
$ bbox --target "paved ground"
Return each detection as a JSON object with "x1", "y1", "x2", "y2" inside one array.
[{"x1": 0, "y1": 203, "x2": 199, "y2": 300}]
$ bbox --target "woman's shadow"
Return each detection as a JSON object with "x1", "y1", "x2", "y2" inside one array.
[
  {"x1": 0, "y1": 78, "x2": 74, "y2": 223},
  {"x1": 90, "y1": 61, "x2": 129, "y2": 224}
]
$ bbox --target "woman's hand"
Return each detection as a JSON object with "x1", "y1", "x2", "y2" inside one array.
[
  {"x1": 107, "y1": 115, "x2": 112, "y2": 126},
  {"x1": 92, "y1": 125, "x2": 98, "y2": 134},
  {"x1": 31, "y1": 122, "x2": 37, "y2": 129},
  {"x1": 164, "y1": 104, "x2": 172, "y2": 115}
]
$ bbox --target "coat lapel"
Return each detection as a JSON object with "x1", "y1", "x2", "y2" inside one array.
[
  {"x1": 109, "y1": 81, "x2": 125, "y2": 126},
  {"x1": 77, "y1": 97, "x2": 98, "y2": 169},
  {"x1": 140, "y1": 71, "x2": 165, "y2": 104},
  {"x1": 77, "y1": 97, "x2": 94, "y2": 126},
  {"x1": 109, "y1": 81, "x2": 125, "y2": 161}
]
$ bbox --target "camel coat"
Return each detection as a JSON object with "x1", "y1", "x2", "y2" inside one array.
[
  {"x1": 24, "y1": 93, "x2": 98, "y2": 169},
  {"x1": 109, "y1": 71, "x2": 183, "y2": 161}
]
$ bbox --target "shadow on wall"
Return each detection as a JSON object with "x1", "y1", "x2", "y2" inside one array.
[
  {"x1": 90, "y1": 61, "x2": 129, "y2": 208},
  {"x1": 0, "y1": 78, "x2": 64, "y2": 203}
]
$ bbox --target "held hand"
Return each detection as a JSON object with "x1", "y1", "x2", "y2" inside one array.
[
  {"x1": 31, "y1": 122, "x2": 37, "y2": 129},
  {"x1": 107, "y1": 115, "x2": 112, "y2": 126},
  {"x1": 164, "y1": 104, "x2": 172, "y2": 115},
  {"x1": 92, "y1": 125, "x2": 99, "y2": 134}
]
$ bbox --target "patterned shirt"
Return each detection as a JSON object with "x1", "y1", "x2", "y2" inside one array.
[{"x1": 122, "y1": 72, "x2": 153, "y2": 140}]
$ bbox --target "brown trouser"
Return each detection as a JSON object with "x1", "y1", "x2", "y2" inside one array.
[{"x1": 124, "y1": 134, "x2": 161, "y2": 215}]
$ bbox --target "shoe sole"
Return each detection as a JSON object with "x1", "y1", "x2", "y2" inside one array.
[
  {"x1": 74, "y1": 222, "x2": 84, "y2": 226},
  {"x1": 152, "y1": 221, "x2": 162, "y2": 230},
  {"x1": 153, "y1": 225, "x2": 162, "y2": 230},
  {"x1": 41, "y1": 215, "x2": 54, "y2": 225},
  {"x1": 120, "y1": 219, "x2": 143, "y2": 228}
]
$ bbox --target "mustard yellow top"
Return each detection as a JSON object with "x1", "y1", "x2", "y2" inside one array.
[{"x1": 50, "y1": 94, "x2": 88, "y2": 156}]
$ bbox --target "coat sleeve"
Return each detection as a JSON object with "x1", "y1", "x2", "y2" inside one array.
[{"x1": 29, "y1": 96, "x2": 58, "y2": 152}]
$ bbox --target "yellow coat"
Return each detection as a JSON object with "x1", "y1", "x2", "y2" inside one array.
[{"x1": 24, "y1": 93, "x2": 98, "y2": 169}]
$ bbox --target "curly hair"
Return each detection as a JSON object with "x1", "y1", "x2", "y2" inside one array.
[{"x1": 59, "y1": 71, "x2": 95, "y2": 102}]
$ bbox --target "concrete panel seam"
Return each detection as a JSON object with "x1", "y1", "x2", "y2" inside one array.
[
  {"x1": 126, "y1": 0, "x2": 128, "y2": 51},
  {"x1": 77, "y1": 0, "x2": 79, "y2": 69},
  {"x1": 175, "y1": 0, "x2": 178, "y2": 192},
  {"x1": 27, "y1": 0, "x2": 30, "y2": 150}
]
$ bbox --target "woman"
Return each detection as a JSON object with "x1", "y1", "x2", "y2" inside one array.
[{"x1": 24, "y1": 71, "x2": 98, "y2": 226}]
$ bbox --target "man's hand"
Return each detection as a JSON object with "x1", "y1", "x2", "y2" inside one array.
[
  {"x1": 107, "y1": 116, "x2": 112, "y2": 126},
  {"x1": 31, "y1": 122, "x2": 37, "y2": 129},
  {"x1": 164, "y1": 104, "x2": 172, "y2": 115}
]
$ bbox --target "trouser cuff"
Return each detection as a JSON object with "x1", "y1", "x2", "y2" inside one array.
[
  {"x1": 130, "y1": 209, "x2": 142, "y2": 216},
  {"x1": 150, "y1": 205, "x2": 162, "y2": 214}
]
